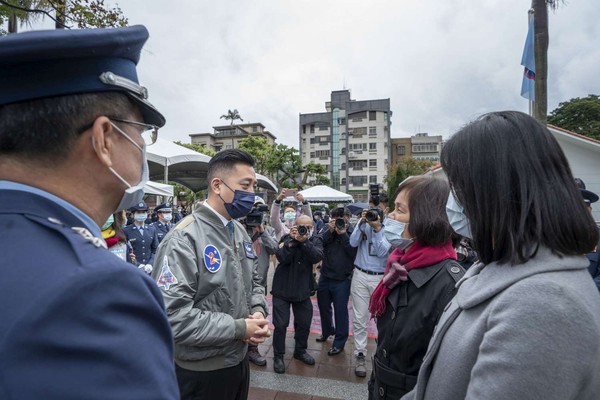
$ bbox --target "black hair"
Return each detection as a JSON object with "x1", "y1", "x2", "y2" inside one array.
[
  {"x1": 394, "y1": 176, "x2": 453, "y2": 246},
  {"x1": 207, "y1": 149, "x2": 255, "y2": 182},
  {"x1": 0, "y1": 92, "x2": 136, "y2": 165},
  {"x1": 441, "y1": 111, "x2": 599, "y2": 265}
]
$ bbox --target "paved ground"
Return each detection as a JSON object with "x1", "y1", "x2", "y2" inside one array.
[
  {"x1": 248, "y1": 331, "x2": 376, "y2": 400},
  {"x1": 249, "y1": 262, "x2": 377, "y2": 399}
]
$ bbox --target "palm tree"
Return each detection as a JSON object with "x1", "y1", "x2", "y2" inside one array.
[
  {"x1": 220, "y1": 109, "x2": 244, "y2": 126},
  {"x1": 1, "y1": 0, "x2": 51, "y2": 34},
  {"x1": 532, "y1": 0, "x2": 563, "y2": 123}
]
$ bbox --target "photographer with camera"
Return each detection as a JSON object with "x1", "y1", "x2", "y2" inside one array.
[
  {"x1": 270, "y1": 188, "x2": 312, "y2": 241},
  {"x1": 240, "y1": 196, "x2": 279, "y2": 366},
  {"x1": 271, "y1": 215, "x2": 323, "y2": 374},
  {"x1": 349, "y1": 184, "x2": 392, "y2": 377},
  {"x1": 315, "y1": 207, "x2": 357, "y2": 356}
]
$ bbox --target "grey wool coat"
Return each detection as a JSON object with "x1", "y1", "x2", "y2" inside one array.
[{"x1": 402, "y1": 246, "x2": 600, "y2": 400}]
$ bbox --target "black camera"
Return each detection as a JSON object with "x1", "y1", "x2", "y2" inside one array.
[
  {"x1": 297, "y1": 225, "x2": 308, "y2": 236},
  {"x1": 244, "y1": 204, "x2": 269, "y2": 227},
  {"x1": 369, "y1": 183, "x2": 380, "y2": 206},
  {"x1": 365, "y1": 207, "x2": 383, "y2": 222},
  {"x1": 335, "y1": 218, "x2": 346, "y2": 229}
]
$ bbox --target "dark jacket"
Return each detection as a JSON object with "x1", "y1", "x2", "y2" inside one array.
[
  {"x1": 587, "y1": 232, "x2": 600, "y2": 292},
  {"x1": 273, "y1": 234, "x2": 323, "y2": 302},
  {"x1": 123, "y1": 223, "x2": 159, "y2": 266},
  {"x1": 0, "y1": 188, "x2": 178, "y2": 399},
  {"x1": 320, "y1": 225, "x2": 357, "y2": 281},
  {"x1": 369, "y1": 258, "x2": 464, "y2": 400}
]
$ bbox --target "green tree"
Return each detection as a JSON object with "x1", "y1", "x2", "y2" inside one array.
[
  {"x1": 174, "y1": 141, "x2": 216, "y2": 157},
  {"x1": 0, "y1": 0, "x2": 127, "y2": 35},
  {"x1": 548, "y1": 95, "x2": 600, "y2": 140},
  {"x1": 532, "y1": 0, "x2": 564, "y2": 123},
  {"x1": 263, "y1": 143, "x2": 329, "y2": 189},
  {"x1": 238, "y1": 136, "x2": 274, "y2": 176},
  {"x1": 385, "y1": 158, "x2": 434, "y2": 201},
  {"x1": 220, "y1": 109, "x2": 243, "y2": 126}
]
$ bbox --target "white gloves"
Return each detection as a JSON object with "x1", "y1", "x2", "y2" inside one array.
[{"x1": 138, "y1": 264, "x2": 153, "y2": 274}]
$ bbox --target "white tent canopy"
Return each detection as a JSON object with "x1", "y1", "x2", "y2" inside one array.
[
  {"x1": 146, "y1": 137, "x2": 278, "y2": 193},
  {"x1": 144, "y1": 181, "x2": 174, "y2": 197},
  {"x1": 298, "y1": 185, "x2": 353, "y2": 202}
]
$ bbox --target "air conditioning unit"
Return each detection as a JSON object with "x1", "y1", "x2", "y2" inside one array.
[{"x1": 348, "y1": 151, "x2": 356, "y2": 158}]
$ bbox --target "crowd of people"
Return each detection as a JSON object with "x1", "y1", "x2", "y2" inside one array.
[{"x1": 2, "y1": 25, "x2": 600, "y2": 400}]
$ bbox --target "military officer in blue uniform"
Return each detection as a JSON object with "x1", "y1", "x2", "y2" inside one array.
[
  {"x1": 0, "y1": 26, "x2": 179, "y2": 399},
  {"x1": 124, "y1": 201, "x2": 159, "y2": 273},
  {"x1": 153, "y1": 202, "x2": 174, "y2": 244}
]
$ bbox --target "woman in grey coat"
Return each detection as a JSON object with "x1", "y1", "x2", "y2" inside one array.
[{"x1": 402, "y1": 111, "x2": 600, "y2": 400}]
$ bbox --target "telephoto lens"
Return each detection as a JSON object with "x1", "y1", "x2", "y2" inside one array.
[
  {"x1": 297, "y1": 225, "x2": 308, "y2": 236},
  {"x1": 335, "y1": 218, "x2": 345, "y2": 229}
]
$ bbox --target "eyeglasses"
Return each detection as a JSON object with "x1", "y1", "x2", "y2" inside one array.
[
  {"x1": 110, "y1": 117, "x2": 158, "y2": 146},
  {"x1": 77, "y1": 116, "x2": 159, "y2": 146}
]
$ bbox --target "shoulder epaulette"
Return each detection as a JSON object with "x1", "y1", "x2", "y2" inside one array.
[{"x1": 174, "y1": 215, "x2": 194, "y2": 231}]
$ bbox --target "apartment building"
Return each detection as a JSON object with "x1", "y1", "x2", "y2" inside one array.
[
  {"x1": 391, "y1": 133, "x2": 443, "y2": 165},
  {"x1": 299, "y1": 90, "x2": 391, "y2": 202},
  {"x1": 189, "y1": 122, "x2": 276, "y2": 152}
]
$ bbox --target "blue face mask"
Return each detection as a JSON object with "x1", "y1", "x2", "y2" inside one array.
[
  {"x1": 219, "y1": 181, "x2": 255, "y2": 219},
  {"x1": 383, "y1": 218, "x2": 413, "y2": 250},
  {"x1": 446, "y1": 191, "x2": 472, "y2": 239}
]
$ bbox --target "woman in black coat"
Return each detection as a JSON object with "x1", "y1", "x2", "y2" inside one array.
[{"x1": 368, "y1": 176, "x2": 465, "y2": 399}]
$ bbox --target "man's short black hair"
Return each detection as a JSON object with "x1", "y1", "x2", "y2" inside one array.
[
  {"x1": 441, "y1": 111, "x2": 599, "y2": 265},
  {"x1": 0, "y1": 92, "x2": 136, "y2": 165},
  {"x1": 207, "y1": 149, "x2": 256, "y2": 181}
]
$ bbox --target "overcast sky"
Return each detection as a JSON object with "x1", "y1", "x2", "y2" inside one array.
[{"x1": 27, "y1": 0, "x2": 600, "y2": 147}]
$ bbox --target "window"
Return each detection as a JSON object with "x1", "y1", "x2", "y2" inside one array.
[
  {"x1": 341, "y1": 162, "x2": 346, "y2": 170},
  {"x1": 310, "y1": 152, "x2": 315, "y2": 158},
  {"x1": 350, "y1": 176, "x2": 368, "y2": 186},
  {"x1": 369, "y1": 159, "x2": 377, "y2": 167},
  {"x1": 369, "y1": 126, "x2": 377, "y2": 135},
  {"x1": 349, "y1": 127, "x2": 367, "y2": 136},
  {"x1": 310, "y1": 138, "x2": 315, "y2": 144},
  {"x1": 369, "y1": 143, "x2": 377, "y2": 151},
  {"x1": 412, "y1": 144, "x2": 439, "y2": 153},
  {"x1": 341, "y1": 178, "x2": 347, "y2": 185},
  {"x1": 338, "y1": 118, "x2": 346, "y2": 125},
  {"x1": 349, "y1": 143, "x2": 367, "y2": 151},
  {"x1": 349, "y1": 160, "x2": 367, "y2": 169},
  {"x1": 369, "y1": 111, "x2": 376, "y2": 121},
  {"x1": 214, "y1": 146, "x2": 222, "y2": 152},
  {"x1": 369, "y1": 175, "x2": 377, "y2": 184},
  {"x1": 397, "y1": 145, "x2": 405, "y2": 155},
  {"x1": 252, "y1": 126, "x2": 258, "y2": 132},
  {"x1": 349, "y1": 111, "x2": 367, "y2": 121},
  {"x1": 303, "y1": 125, "x2": 306, "y2": 134},
  {"x1": 340, "y1": 147, "x2": 346, "y2": 155},
  {"x1": 319, "y1": 125, "x2": 329, "y2": 131},
  {"x1": 310, "y1": 124, "x2": 315, "y2": 133},
  {"x1": 315, "y1": 150, "x2": 330, "y2": 157}
]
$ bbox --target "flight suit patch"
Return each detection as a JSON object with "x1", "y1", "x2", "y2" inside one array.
[
  {"x1": 157, "y1": 256, "x2": 178, "y2": 290},
  {"x1": 203, "y1": 244, "x2": 222, "y2": 273},
  {"x1": 243, "y1": 241, "x2": 256, "y2": 259}
]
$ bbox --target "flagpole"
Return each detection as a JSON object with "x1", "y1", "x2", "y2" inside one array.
[{"x1": 528, "y1": 8, "x2": 534, "y2": 116}]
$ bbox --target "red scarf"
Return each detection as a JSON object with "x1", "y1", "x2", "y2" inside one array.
[
  {"x1": 369, "y1": 241, "x2": 456, "y2": 318},
  {"x1": 105, "y1": 236, "x2": 120, "y2": 248}
]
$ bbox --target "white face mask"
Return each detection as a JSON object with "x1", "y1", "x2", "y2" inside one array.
[
  {"x1": 162, "y1": 213, "x2": 172, "y2": 222},
  {"x1": 446, "y1": 191, "x2": 472, "y2": 239},
  {"x1": 105, "y1": 122, "x2": 149, "y2": 212},
  {"x1": 383, "y1": 218, "x2": 413, "y2": 250},
  {"x1": 134, "y1": 213, "x2": 148, "y2": 222}
]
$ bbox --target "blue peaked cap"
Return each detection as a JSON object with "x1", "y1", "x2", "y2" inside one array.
[{"x1": 0, "y1": 25, "x2": 165, "y2": 127}]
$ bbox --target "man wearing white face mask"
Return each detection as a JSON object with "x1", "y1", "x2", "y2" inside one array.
[
  {"x1": 0, "y1": 26, "x2": 178, "y2": 398},
  {"x1": 124, "y1": 201, "x2": 159, "y2": 274},
  {"x1": 152, "y1": 202, "x2": 174, "y2": 244}
]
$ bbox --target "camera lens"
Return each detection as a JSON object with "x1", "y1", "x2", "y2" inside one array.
[
  {"x1": 297, "y1": 225, "x2": 308, "y2": 236},
  {"x1": 365, "y1": 209, "x2": 379, "y2": 221},
  {"x1": 335, "y1": 218, "x2": 345, "y2": 229}
]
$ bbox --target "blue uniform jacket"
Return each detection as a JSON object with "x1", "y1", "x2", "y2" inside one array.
[
  {"x1": 0, "y1": 189, "x2": 178, "y2": 399},
  {"x1": 152, "y1": 220, "x2": 172, "y2": 244},
  {"x1": 124, "y1": 223, "x2": 159, "y2": 266}
]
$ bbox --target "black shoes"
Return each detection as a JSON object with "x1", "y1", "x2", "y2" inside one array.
[
  {"x1": 293, "y1": 352, "x2": 316, "y2": 365},
  {"x1": 274, "y1": 357, "x2": 285, "y2": 374},
  {"x1": 315, "y1": 334, "x2": 333, "y2": 342},
  {"x1": 248, "y1": 346, "x2": 266, "y2": 366},
  {"x1": 327, "y1": 346, "x2": 344, "y2": 356}
]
